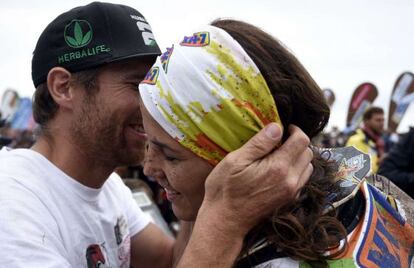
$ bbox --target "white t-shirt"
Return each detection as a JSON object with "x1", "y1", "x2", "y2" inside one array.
[{"x1": 0, "y1": 148, "x2": 150, "y2": 268}]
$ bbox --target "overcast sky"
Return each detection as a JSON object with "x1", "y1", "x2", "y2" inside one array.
[{"x1": 1, "y1": 0, "x2": 413, "y2": 132}]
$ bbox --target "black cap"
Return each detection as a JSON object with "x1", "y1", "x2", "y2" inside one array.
[{"x1": 32, "y1": 2, "x2": 161, "y2": 87}]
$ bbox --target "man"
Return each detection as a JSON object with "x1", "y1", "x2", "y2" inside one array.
[
  {"x1": 379, "y1": 127, "x2": 414, "y2": 198},
  {"x1": 0, "y1": 3, "x2": 313, "y2": 267},
  {"x1": 346, "y1": 106, "x2": 385, "y2": 173}
]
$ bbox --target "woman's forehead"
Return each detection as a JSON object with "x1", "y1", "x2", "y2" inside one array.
[{"x1": 141, "y1": 103, "x2": 185, "y2": 150}]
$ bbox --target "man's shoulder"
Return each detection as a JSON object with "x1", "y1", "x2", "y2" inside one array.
[
  {"x1": 0, "y1": 147, "x2": 41, "y2": 172},
  {"x1": 106, "y1": 172, "x2": 125, "y2": 189},
  {"x1": 0, "y1": 148, "x2": 53, "y2": 199},
  {"x1": 103, "y1": 172, "x2": 132, "y2": 198},
  {"x1": 0, "y1": 148, "x2": 35, "y2": 179},
  {"x1": 350, "y1": 129, "x2": 365, "y2": 138},
  {"x1": 346, "y1": 129, "x2": 366, "y2": 144}
]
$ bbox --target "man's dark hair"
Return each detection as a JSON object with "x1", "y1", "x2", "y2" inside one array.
[
  {"x1": 363, "y1": 106, "x2": 384, "y2": 121},
  {"x1": 32, "y1": 68, "x2": 100, "y2": 128}
]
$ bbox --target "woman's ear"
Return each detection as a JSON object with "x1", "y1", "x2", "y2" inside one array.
[{"x1": 46, "y1": 67, "x2": 74, "y2": 110}]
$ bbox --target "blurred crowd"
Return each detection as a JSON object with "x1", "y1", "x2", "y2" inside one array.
[{"x1": 0, "y1": 125, "x2": 35, "y2": 149}]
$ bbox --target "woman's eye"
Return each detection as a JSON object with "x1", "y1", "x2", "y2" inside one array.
[{"x1": 165, "y1": 155, "x2": 178, "y2": 162}]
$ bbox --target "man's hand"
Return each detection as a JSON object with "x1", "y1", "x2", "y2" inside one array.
[
  {"x1": 201, "y1": 123, "x2": 313, "y2": 235},
  {"x1": 177, "y1": 123, "x2": 313, "y2": 267}
]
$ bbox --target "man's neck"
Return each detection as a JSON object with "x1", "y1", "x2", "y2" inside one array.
[
  {"x1": 362, "y1": 126, "x2": 380, "y2": 140},
  {"x1": 31, "y1": 133, "x2": 115, "y2": 189}
]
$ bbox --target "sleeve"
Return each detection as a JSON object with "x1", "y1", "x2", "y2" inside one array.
[
  {"x1": 0, "y1": 177, "x2": 72, "y2": 268},
  {"x1": 378, "y1": 130, "x2": 414, "y2": 196},
  {"x1": 110, "y1": 173, "x2": 151, "y2": 237}
]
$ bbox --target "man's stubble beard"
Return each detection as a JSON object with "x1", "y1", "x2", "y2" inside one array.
[
  {"x1": 369, "y1": 124, "x2": 383, "y2": 136},
  {"x1": 70, "y1": 97, "x2": 140, "y2": 168}
]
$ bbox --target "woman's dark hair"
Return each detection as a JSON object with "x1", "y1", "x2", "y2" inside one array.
[
  {"x1": 211, "y1": 19, "x2": 330, "y2": 140},
  {"x1": 211, "y1": 19, "x2": 347, "y2": 266}
]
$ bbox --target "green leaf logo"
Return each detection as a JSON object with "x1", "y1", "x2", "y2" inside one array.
[{"x1": 64, "y1": 20, "x2": 93, "y2": 48}]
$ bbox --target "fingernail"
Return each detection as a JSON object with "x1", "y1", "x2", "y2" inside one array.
[{"x1": 265, "y1": 123, "x2": 281, "y2": 140}]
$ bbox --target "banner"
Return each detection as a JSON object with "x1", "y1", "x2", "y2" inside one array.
[
  {"x1": 10, "y1": 97, "x2": 35, "y2": 130},
  {"x1": 388, "y1": 72, "x2": 414, "y2": 133},
  {"x1": 323, "y1": 88, "x2": 336, "y2": 108},
  {"x1": 345, "y1": 82, "x2": 378, "y2": 133}
]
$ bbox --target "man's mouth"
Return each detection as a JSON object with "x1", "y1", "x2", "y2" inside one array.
[
  {"x1": 129, "y1": 123, "x2": 145, "y2": 134},
  {"x1": 126, "y1": 123, "x2": 147, "y2": 139}
]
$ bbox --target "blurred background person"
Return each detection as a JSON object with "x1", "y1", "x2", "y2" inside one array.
[
  {"x1": 346, "y1": 106, "x2": 385, "y2": 173},
  {"x1": 379, "y1": 127, "x2": 414, "y2": 199}
]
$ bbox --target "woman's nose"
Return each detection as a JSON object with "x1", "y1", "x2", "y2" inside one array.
[
  {"x1": 143, "y1": 160, "x2": 155, "y2": 178},
  {"x1": 143, "y1": 149, "x2": 155, "y2": 177},
  {"x1": 143, "y1": 145, "x2": 163, "y2": 179},
  {"x1": 143, "y1": 159, "x2": 167, "y2": 188}
]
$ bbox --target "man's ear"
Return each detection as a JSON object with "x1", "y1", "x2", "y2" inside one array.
[{"x1": 46, "y1": 67, "x2": 74, "y2": 110}]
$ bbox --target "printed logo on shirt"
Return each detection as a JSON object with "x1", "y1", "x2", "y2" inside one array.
[
  {"x1": 86, "y1": 244, "x2": 109, "y2": 268},
  {"x1": 141, "y1": 67, "x2": 159, "y2": 85},
  {"x1": 115, "y1": 215, "x2": 131, "y2": 267},
  {"x1": 180, "y1": 32, "x2": 210, "y2": 47},
  {"x1": 114, "y1": 216, "x2": 128, "y2": 245}
]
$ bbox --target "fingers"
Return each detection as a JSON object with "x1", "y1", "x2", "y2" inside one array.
[
  {"x1": 298, "y1": 162, "x2": 313, "y2": 189},
  {"x1": 232, "y1": 123, "x2": 282, "y2": 164},
  {"x1": 294, "y1": 163, "x2": 313, "y2": 199},
  {"x1": 284, "y1": 146, "x2": 313, "y2": 199},
  {"x1": 256, "y1": 125, "x2": 311, "y2": 200},
  {"x1": 293, "y1": 146, "x2": 314, "y2": 177},
  {"x1": 269, "y1": 125, "x2": 310, "y2": 164}
]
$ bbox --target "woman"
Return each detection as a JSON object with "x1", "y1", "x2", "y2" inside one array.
[{"x1": 139, "y1": 20, "x2": 414, "y2": 267}]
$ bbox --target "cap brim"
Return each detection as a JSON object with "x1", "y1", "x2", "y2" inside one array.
[{"x1": 107, "y1": 52, "x2": 161, "y2": 65}]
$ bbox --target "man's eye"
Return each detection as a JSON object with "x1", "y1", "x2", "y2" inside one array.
[{"x1": 129, "y1": 83, "x2": 139, "y2": 91}]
